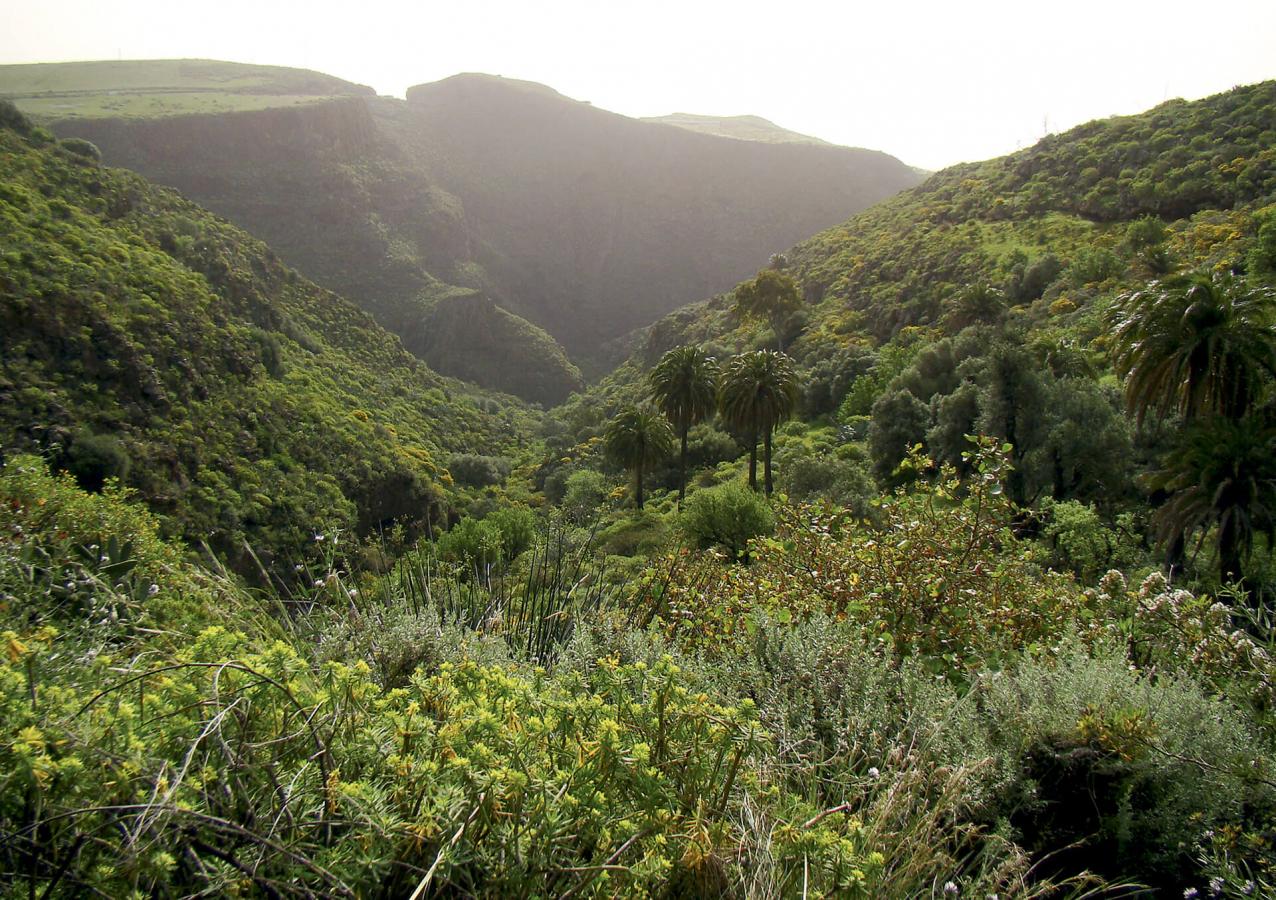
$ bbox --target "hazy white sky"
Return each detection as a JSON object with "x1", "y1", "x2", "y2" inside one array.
[{"x1": 3, "y1": 0, "x2": 1274, "y2": 170}]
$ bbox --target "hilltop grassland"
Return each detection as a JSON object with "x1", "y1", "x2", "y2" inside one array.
[{"x1": 0, "y1": 58, "x2": 371, "y2": 119}]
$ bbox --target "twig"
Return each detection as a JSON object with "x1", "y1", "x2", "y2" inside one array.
[{"x1": 408, "y1": 793, "x2": 486, "y2": 900}]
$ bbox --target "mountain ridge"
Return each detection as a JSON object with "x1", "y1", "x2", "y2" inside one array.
[{"x1": 2, "y1": 59, "x2": 922, "y2": 395}]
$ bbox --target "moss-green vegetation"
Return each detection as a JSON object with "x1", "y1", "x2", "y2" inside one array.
[
  {"x1": 0, "y1": 105, "x2": 536, "y2": 573},
  {"x1": 13, "y1": 91, "x2": 340, "y2": 119},
  {"x1": 4, "y1": 74, "x2": 1276, "y2": 898}
]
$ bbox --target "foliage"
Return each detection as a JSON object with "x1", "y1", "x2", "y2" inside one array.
[
  {"x1": 718, "y1": 350, "x2": 800, "y2": 494},
  {"x1": 648, "y1": 442, "x2": 1088, "y2": 676},
  {"x1": 448, "y1": 453, "x2": 513, "y2": 488},
  {"x1": 648, "y1": 345, "x2": 720, "y2": 501},
  {"x1": 679, "y1": 480, "x2": 775, "y2": 558},
  {"x1": 1147, "y1": 414, "x2": 1276, "y2": 583},
  {"x1": 560, "y1": 468, "x2": 609, "y2": 522},
  {"x1": 775, "y1": 445, "x2": 874, "y2": 514},
  {"x1": 1109, "y1": 271, "x2": 1276, "y2": 424},
  {"x1": 982, "y1": 639, "x2": 1270, "y2": 890},
  {"x1": 0, "y1": 113, "x2": 536, "y2": 576},
  {"x1": 603, "y1": 406, "x2": 675, "y2": 509},
  {"x1": 733, "y1": 267, "x2": 804, "y2": 350},
  {"x1": 1037, "y1": 499, "x2": 1144, "y2": 581}
]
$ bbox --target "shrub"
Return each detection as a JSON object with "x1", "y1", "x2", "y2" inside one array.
[
  {"x1": 59, "y1": 137, "x2": 101, "y2": 163},
  {"x1": 436, "y1": 516, "x2": 502, "y2": 572},
  {"x1": 982, "y1": 639, "x2": 1271, "y2": 890},
  {"x1": 679, "y1": 480, "x2": 774, "y2": 558},
  {"x1": 1037, "y1": 499, "x2": 1142, "y2": 580},
  {"x1": 777, "y1": 449, "x2": 873, "y2": 515},
  {"x1": 448, "y1": 453, "x2": 512, "y2": 487},
  {"x1": 485, "y1": 505, "x2": 535, "y2": 561},
  {"x1": 0, "y1": 99, "x2": 32, "y2": 135},
  {"x1": 560, "y1": 468, "x2": 608, "y2": 521},
  {"x1": 64, "y1": 430, "x2": 131, "y2": 493}
]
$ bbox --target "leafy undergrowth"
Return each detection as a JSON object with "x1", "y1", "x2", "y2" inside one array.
[{"x1": 4, "y1": 446, "x2": 1276, "y2": 897}]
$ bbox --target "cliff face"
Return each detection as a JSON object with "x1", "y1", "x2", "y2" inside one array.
[
  {"x1": 34, "y1": 63, "x2": 922, "y2": 399},
  {"x1": 49, "y1": 97, "x2": 444, "y2": 309},
  {"x1": 400, "y1": 74, "x2": 923, "y2": 363}
]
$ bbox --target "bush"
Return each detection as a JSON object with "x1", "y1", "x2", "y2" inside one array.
[
  {"x1": 1037, "y1": 500, "x2": 1142, "y2": 580},
  {"x1": 436, "y1": 506, "x2": 535, "y2": 572},
  {"x1": 64, "y1": 430, "x2": 131, "y2": 493},
  {"x1": 776, "y1": 449, "x2": 873, "y2": 515},
  {"x1": 436, "y1": 516, "x2": 502, "y2": 572},
  {"x1": 560, "y1": 468, "x2": 608, "y2": 522},
  {"x1": 679, "y1": 480, "x2": 773, "y2": 558},
  {"x1": 983, "y1": 639, "x2": 1270, "y2": 889},
  {"x1": 486, "y1": 505, "x2": 535, "y2": 561},
  {"x1": 0, "y1": 99, "x2": 32, "y2": 136},
  {"x1": 59, "y1": 137, "x2": 101, "y2": 163},
  {"x1": 448, "y1": 453, "x2": 512, "y2": 488}
]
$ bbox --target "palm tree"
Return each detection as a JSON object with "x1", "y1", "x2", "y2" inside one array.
[
  {"x1": 1109, "y1": 270, "x2": 1276, "y2": 583},
  {"x1": 718, "y1": 350, "x2": 799, "y2": 495},
  {"x1": 603, "y1": 406, "x2": 674, "y2": 509},
  {"x1": 648, "y1": 346, "x2": 720, "y2": 503},
  {"x1": 1108, "y1": 270, "x2": 1276, "y2": 424},
  {"x1": 1148, "y1": 415, "x2": 1276, "y2": 585}
]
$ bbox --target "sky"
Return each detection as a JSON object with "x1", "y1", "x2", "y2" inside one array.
[{"x1": 3, "y1": 0, "x2": 1275, "y2": 171}]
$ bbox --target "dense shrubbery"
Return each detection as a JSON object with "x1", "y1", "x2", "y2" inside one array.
[
  {"x1": 678, "y1": 480, "x2": 774, "y2": 557},
  {"x1": 0, "y1": 111, "x2": 537, "y2": 576},
  {"x1": 6, "y1": 76, "x2": 1276, "y2": 899},
  {"x1": 7, "y1": 440, "x2": 1276, "y2": 895}
]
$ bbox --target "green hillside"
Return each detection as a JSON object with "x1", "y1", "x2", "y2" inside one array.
[
  {"x1": 545, "y1": 81, "x2": 1276, "y2": 595},
  {"x1": 5, "y1": 70, "x2": 1276, "y2": 899},
  {"x1": 0, "y1": 102, "x2": 535, "y2": 571},
  {"x1": 1, "y1": 60, "x2": 922, "y2": 391},
  {"x1": 580, "y1": 80, "x2": 1276, "y2": 420}
]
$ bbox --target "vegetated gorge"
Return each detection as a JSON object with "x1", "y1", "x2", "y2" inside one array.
[{"x1": 1, "y1": 59, "x2": 1276, "y2": 897}]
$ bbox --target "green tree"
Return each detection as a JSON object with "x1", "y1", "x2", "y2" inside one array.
[
  {"x1": 1109, "y1": 271, "x2": 1276, "y2": 424},
  {"x1": 648, "y1": 346, "x2": 720, "y2": 503},
  {"x1": 974, "y1": 343, "x2": 1048, "y2": 506},
  {"x1": 718, "y1": 350, "x2": 799, "y2": 495},
  {"x1": 1148, "y1": 415, "x2": 1276, "y2": 585},
  {"x1": 733, "y1": 268, "x2": 803, "y2": 351},
  {"x1": 603, "y1": 406, "x2": 675, "y2": 509},
  {"x1": 679, "y1": 480, "x2": 774, "y2": 558},
  {"x1": 1110, "y1": 271, "x2": 1276, "y2": 583},
  {"x1": 868, "y1": 387, "x2": 932, "y2": 487}
]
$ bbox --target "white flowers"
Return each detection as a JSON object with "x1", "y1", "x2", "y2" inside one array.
[
  {"x1": 147, "y1": 583, "x2": 160, "y2": 596},
  {"x1": 867, "y1": 766, "x2": 880, "y2": 779},
  {"x1": 943, "y1": 882, "x2": 959, "y2": 896}
]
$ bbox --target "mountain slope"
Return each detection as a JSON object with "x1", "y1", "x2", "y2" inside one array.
[
  {"x1": 4, "y1": 60, "x2": 921, "y2": 391},
  {"x1": 557, "y1": 81, "x2": 1276, "y2": 464},
  {"x1": 0, "y1": 102, "x2": 536, "y2": 569},
  {"x1": 400, "y1": 73, "x2": 922, "y2": 362},
  {"x1": 0, "y1": 58, "x2": 372, "y2": 118}
]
